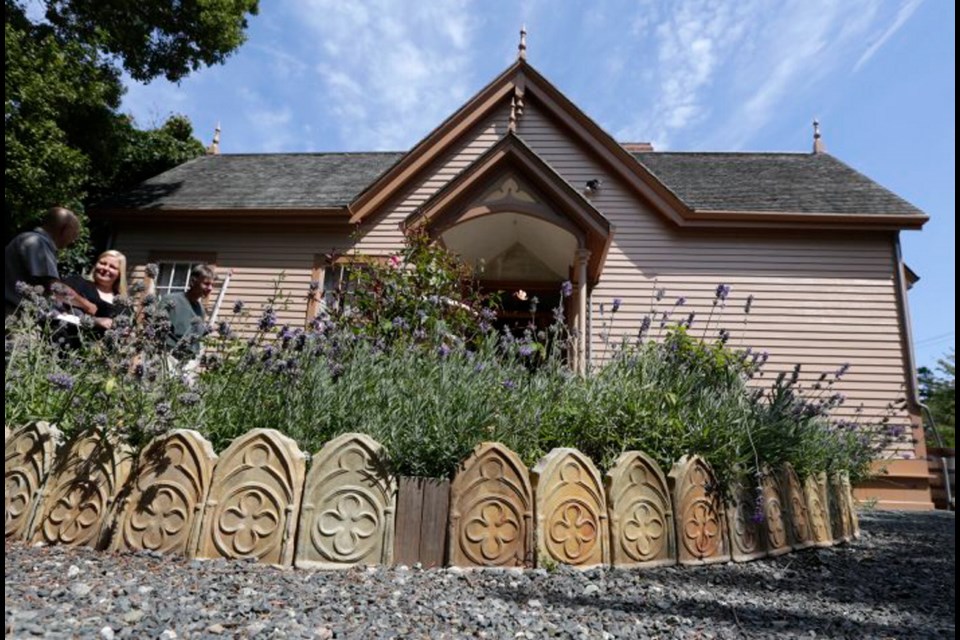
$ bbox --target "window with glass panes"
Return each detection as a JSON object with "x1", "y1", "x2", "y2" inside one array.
[{"x1": 155, "y1": 262, "x2": 198, "y2": 297}]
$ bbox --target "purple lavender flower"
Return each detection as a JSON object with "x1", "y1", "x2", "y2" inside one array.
[
  {"x1": 561, "y1": 281, "x2": 574, "y2": 298},
  {"x1": 502, "y1": 379, "x2": 516, "y2": 390},
  {"x1": 217, "y1": 321, "x2": 232, "y2": 338},
  {"x1": 655, "y1": 288, "x2": 666, "y2": 302},
  {"x1": 392, "y1": 316, "x2": 409, "y2": 331},
  {"x1": 639, "y1": 315, "x2": 651, "y2": 339},
  {"x1": 437, "y1": 344, "x2": 451, "y2": 358},
  {"x1": 518, "y1": 343, "x2": 536, "y2": 358},
  {"x1": 751, "y1": 489, "x2": 766, "y2": 524},
  {"x1": 93, "y1": 413, "x2": 108, "y2": 427},
  {"x1": 232, "y1": 300, "x2": 245, "y2": 314},
  {"x1": 676, "y1": 297, "x2": 687, "y2": 307},
  {"x1": 715, "y1": 284, "x2": 731, "y2": 302},
  {"x1": 259, "y1": 307, "x2": 277, "y2": 331},
  {"x1": 413, "y1": 328, "x2": 427, "y2": 341},
  {"x1": 612, "y1": 298, "x2": 622, "y2": 313},
  {"x1": 47, "y1": 373, "x2": 75, "y2": 391},
  {"x1": 308, "y1": 280, "x2": 320, "y2": 294},
  {"x1": 481, "y1": 307, "x2": 497, "y2": 321},
  {"x1": 744, "y1": 294, "x2": 755, "y2": 315},
  {"x1": 835, "y1": 362, "x2": 850, "y2": 380}
]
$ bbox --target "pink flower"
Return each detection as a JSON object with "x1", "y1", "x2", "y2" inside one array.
[
  {"x1": 388, "y1": 255, "x2": 402, "y2": 269},
  {"x1": 514, "y1": 289, "x2": 528, "y2": 301}
]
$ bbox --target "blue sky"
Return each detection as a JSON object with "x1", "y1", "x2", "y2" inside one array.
[{"x1": 119, "y1": 0, "x2": 955, "y2": 371}]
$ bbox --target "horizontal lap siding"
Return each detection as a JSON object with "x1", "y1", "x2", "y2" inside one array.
[
  {"x1": 518, "y1": 103, "x2": 914, "y2": 454},
  {"x1": 115, "y1": 223, "x2": 355, "y2": 333},
  {"x1": 354, "y1": 105, "x2": 510, "y2": 254}
]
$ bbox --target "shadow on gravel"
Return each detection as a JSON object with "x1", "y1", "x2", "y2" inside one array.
[
  {"x1": 494, "y1": 512, "x2": 955, "y2": 638},
  {"x1": 492, "y1": 583, "x2": 952, "y2": 638}
]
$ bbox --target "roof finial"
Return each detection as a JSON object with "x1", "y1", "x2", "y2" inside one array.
[
  {"x1": 812, "y1": 118, "x2": 825, "y2": 154},
  {"x1": 518, "y1": 25, "x2": 527, "y2": 61},
  {"x1": 207, "y1": 122, "x2": 221, "y2": 155}
]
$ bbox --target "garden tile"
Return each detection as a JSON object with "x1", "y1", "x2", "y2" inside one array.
[
  {"x1": 111, "y1": 430, "x2": 217, "y2": 557},
  {"x1": 605, "y1": 450, "x2": 675, "y2": 568},
  {"x1": 295, "y1": 433, "x2": 396, "y2": 569},
  {"x1": 448, "y1": 442, "x2": 533, "y2": 568}
]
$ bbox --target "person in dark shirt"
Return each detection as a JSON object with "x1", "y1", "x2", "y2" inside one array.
[
  {"x1": 4, "y1": 207, "x2": 95, "y2": 317},
  {"x1": 164, "y1": 264, "x2": 216, "y2": 359},
  {"x1": 62, "y1": 250, "x2": 128, "y2": 330}
]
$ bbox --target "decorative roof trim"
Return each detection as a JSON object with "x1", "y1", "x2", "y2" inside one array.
[
  {"x1": 404, "y1": 132, "x2": 614, "y2": 284},
  {"x1": 682, "y1": 209, "x2": 928, "y2": 230},
  {"x1": 349, "y1": 59, "x2": 692, "y2": 226}
]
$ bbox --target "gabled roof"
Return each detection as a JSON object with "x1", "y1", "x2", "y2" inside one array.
[
  {"x1": 94, "y1": 152, "x2": 403, "y2": 211},
  {"x1": 636, "y1": 152, "x2": 926, "y2": 218},
  {"x1": 405, "y1": 132, "x2": 613, "y2": 283},
  {"x1": 90, "y1": 58, "x2": 928, "y2": 231},
  {"x1": 347, "y1": 59, "x2": 690, "y2": 226}
]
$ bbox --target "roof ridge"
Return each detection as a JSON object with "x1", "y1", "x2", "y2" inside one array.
[
  {"x1": 635, "y1": 151, "x2": 813, "y2": 157},
  {"x1": 210, "y1": 151, "x2": 407, "y2": 157}
]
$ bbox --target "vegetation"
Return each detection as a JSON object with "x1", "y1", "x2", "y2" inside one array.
[
  {"x1": 4, "y1": 0, "x2": 255, "y2": 268},
  {"x1": 5, "y1": 238, "x2": 900, "y2": 494},
  {"x1": 918, "y1": 349, "x2": 955, "y2": 448}
]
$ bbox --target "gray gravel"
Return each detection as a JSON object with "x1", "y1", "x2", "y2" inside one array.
[{"x1": 5, "y1": 511, "x2": 954, "y2": 639}]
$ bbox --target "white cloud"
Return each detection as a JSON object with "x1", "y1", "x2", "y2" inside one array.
[
  {"x1": 854, "y1": 0, "x2": 924, "y2": 72},
  {"x1": 616, "y1": 0, "x2": 923, "y2": 151},
  {"x1": 290, "y1": 0, "x2": 477, "y2": 150}
]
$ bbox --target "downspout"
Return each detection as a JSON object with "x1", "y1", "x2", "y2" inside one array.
[{"x1": 894, "y1": 234, "x2": 953, "y2": 508}]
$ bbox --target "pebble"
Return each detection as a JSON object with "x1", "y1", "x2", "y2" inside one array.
[{"x1": 3, "y1": 512, "x2": 954, "y2": 639}]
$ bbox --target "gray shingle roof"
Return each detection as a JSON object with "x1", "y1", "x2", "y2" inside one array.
[
  {"x1": 96, "y1": 152, "x2": 405, "y2": 210},
  {"x1": 634, "y1": 152, "x2": 924, "y2": 216},
  {"x1": 94, "y1": 148, "x2": 924, "y2": 220}
]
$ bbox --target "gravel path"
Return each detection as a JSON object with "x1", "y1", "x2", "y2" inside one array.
[{"x1": 5, "y1": 511, "x2": 954, "y2": 639}]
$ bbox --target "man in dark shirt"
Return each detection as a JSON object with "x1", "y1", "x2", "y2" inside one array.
[
  {"x1": 164, "y1": 264, "x2": 216, "y2": 358},
  {"x1": 4, "y1": 207, "x2": 95, "y2": 317}
]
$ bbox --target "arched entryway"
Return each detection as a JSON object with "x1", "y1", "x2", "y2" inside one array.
[
  {"x1": 440, "y1": 211, "x2": 577, "y2": 335},
  {"x1": 403, "y1": 135, "x2": 613, "y2": 372}
]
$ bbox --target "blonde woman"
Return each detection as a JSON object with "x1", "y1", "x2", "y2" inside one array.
[{"x1": 64, "y1": 249, "x2": 127, "y2": 329}]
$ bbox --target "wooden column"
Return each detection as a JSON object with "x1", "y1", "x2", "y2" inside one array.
[{"x1": 575, "y1": 249, "x2": 591, "y2": 375}]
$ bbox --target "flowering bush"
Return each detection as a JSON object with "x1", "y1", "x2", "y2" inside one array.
[{"x1": 4, "y1": 238, "x2": 902, "y2": 488}]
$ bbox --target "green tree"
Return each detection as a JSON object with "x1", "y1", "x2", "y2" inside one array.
[
  {"x1": 5, "y1": 0, "x2": 257, "y2": 264},
  {"x1": 918, "y1": 348, "x2": 955, "y2": 448}
]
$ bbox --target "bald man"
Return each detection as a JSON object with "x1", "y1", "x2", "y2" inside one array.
[{"x1": 4, "y1": 207, "x2": 95, "y2": 316}]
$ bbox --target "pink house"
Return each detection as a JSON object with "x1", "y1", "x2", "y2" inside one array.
[{"x1": 93, "y1": 46, "x2": 932, "y2": 509}]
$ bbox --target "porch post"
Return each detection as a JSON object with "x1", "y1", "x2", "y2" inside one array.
[{"x1": 575, "y1": 248, "x2": 591, "y2": 375}]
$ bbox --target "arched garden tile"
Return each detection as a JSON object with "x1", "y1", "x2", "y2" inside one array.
[
  {"x1": 532, "y1": 448, "x2": 608, "y2": 569},
  {"x1": 111, "y1": 430, "x2": 217, "y2": 557},
  {"x1": 761, "y1": 467, "x2": 791, "y2": 557},
  {"x1": 449, "y1": 442, "x2": 533, "y2": 568},
  {"x1": 668, "y1": 456, "x2": 729, "y2": 566},
  {"x1": 726, "y1": 477, "x2": 766, "y2": 562},
  {"x1": 5, "y1": 422, "x2": 61, "y2": 540},
  {"x1": 840, "y1": 471, "x2": 860, "y2": 540},
  {"x1": 804, "y1": 472, "x2": 833, "y2": 547},
  {"x1": 295, "y1": 433, "x2": 396, "y2": 569},
  {"x1": 781, "y1": 464, "x2": 813, "y2": 550},
  {"x1": 195, "y1": 429, "x2": 306, "y2": 566},
  {"x1": 605, "y1": 451, "x2": 675, "y2": 568},
  {"x1": 30, "y1": 432, "x2": 132, "y2": 548},
  {"x1": 829, "y1": 472, "x2": 853, "y2": 543}
]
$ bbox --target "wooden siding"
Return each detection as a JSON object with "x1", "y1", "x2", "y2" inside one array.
[
  {"x1": 353, "y1": 104, "x2": 511, "y2": 254},
  {"x1": 111, "y1": 96, "x2": 918, "y2": 460},
  {"x1": 515, "y1": 101, "x2": 914, "y2": 454},
  {"x1": 115, "y1": 222, "x2": 355, "y2": 332}
]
